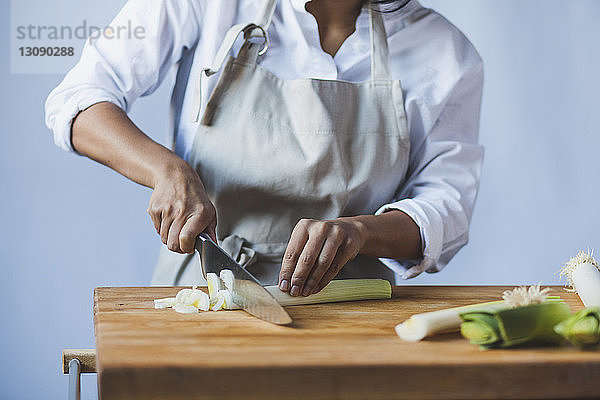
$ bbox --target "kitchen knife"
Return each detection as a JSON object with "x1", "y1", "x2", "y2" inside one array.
[{"x1": 195, "y1": 233, "x2": 292, "y2": 325}]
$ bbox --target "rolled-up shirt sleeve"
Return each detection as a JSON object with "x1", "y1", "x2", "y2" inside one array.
[
  {"x1": 377, "y1": 61, "x2": 484, "y2": 280},
  {"x1": 44, "y1": 0, "x2": 202, "y2": 153}
]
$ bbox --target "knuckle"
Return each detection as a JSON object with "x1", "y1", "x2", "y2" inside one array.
[
  {"x1": 167, "y1": 239, "x2": 179, "y2": 252},
  {"x1": 284, "y1": 250, "x2": 298, "y2": 262},
  {"x1": 312, "y1": 223, "x2": 327, "y2": 236},
  {"x1": 330, "y1": 224, "x2": 342, "y2": 235},
  {"x1": 174, "y1": 202, "x2": 186, "y2": 217},
  {"x1": 291, "y1": 272, "x2": 308, "y2": 284},
  {"x1": 299, "y1": 254, "x2": 313, "y2": 265},
  {"x1": 317, "y1": 254, "x2": 332, "y2": 267},
  {"x1": 163, "y1": 203, "x2": 174, "y2": 215},
  {"x1": 343, "y1": 237, "x2": 354, "y2": 248},
  {"x1": 179, "y1": 231, "x2": 195, "y2": 241}
]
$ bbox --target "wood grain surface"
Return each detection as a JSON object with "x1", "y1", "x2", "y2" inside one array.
[
  {"x1": 94, "y1": 286, "x2": 599, "y2": 400},
  {"x1": 62, "y1": 349, "x2": 96, "y2": 374}
]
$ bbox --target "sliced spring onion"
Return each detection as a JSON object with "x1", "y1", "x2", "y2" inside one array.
[{"x1": 264, "y1": 279, "x2": 391, "y2": 306}]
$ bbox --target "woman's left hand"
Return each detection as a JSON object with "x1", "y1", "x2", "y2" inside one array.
[{"x1": 278, "y1": 217, "x2": 366, "y2": 297}]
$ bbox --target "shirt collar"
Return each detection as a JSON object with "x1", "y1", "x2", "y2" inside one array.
[{"x1": 290, "y1": 0, "x2": 423, "y2": 19}]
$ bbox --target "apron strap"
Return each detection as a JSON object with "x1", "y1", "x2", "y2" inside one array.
[
  {"x1": 192, "y1": 0, "x2": 277, "y2": 122},
  {"x1": 192, "y1": 1, "x2": 392, "y2": 122},
  {"x1": 369, "y1": 6, "x2": 392, "y2": 81}
]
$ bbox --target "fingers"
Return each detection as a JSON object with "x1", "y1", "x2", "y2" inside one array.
[
  {"x1": 167, "y1": 215, "x2": 187, "y2": 253},
  {"x1": 279, "y1": 221, "x2": 309, "y2": 293},
  {"x1": 279, "y1": 218, "x2": 365, "y2": 297},
  {"x1": 301, "y1": 232, "x2": 344, "y2": 295},
  {"x1": 289, "y1": 234, "x2": 326, "y2": 296},
  {"x1": 159, "y1": 209, "x2": 175, "y2": 247},
  {"x1": 314, "y1": 241, "x2": 359, "y2": 293},
  {"x1": 178, "y1": 213, "x2": 217, "y2": 253},
  {"x1": 149, "y1": 197, "x2": 217, "y2": 254}
]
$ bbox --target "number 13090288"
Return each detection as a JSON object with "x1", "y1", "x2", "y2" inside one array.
[{"x1": 19, "y1": 47, "x2": 74, "y2": 57}]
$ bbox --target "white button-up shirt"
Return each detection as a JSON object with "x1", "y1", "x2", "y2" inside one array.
[{"x1": 45, "y1": 0, "x2": 484, "y2": 280}]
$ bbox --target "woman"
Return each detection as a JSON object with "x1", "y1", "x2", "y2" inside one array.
[{"x1": 45, "y1": 0, "x2": 483, "y2": 297}]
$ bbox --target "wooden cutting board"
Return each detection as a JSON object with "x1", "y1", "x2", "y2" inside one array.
[{"x1": 94, "y1": 286, "x2": 599, "y2": 400}]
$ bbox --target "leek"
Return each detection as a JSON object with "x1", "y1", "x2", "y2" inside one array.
[
  {"x1": 395, "y1": 285, "x2": 561, "y2": 342},
  {"x1": 554, "y1": 307, "x2": 600, "y2": 348},
  {"x1": 460, "y1": 301, "x2": 572, "y2": 349},
  {"x1": 395, "y1": 300, "x2": 508, "y2": 342},
  {"x1": 264, "y1": 279, "x2": 391, "y2": 306},
  {"x1": 560, "y1": 250, "x2": 600, "y2": 308}
]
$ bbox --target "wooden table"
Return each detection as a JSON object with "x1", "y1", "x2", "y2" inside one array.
[{"x1": 94, "y1": 286, "x2": 599, "y2": 400}]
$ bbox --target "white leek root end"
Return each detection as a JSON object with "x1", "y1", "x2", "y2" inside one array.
[
  {"x1": 502, "y1": 285, "x2": 550, "y2": 308},
  {"x1": 560, "y1": 250, "x2": 600, "y2": 307}
]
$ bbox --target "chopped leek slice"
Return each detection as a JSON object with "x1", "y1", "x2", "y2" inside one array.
[
  {"x1": 217, "y1": 289, "x2": 241, "y2": 310},
  {"x1": 154, "y1": 297, "x2": 176, "y2": 309},
  {"x1": 220, "y1": 269, "x2": 235, "y2": 292},
  {"x1": 174, "y1": 288, "x2": 209, "y2": 311},
  {"x1": 206, "y1": 273, "x2": 221, "y2": 299},
  {"x1": 174, "y1": 303, "x2": 199, "y2": 314},
  {"x1": 210, "y1": 292, "x2": 226, "y2": 311}
]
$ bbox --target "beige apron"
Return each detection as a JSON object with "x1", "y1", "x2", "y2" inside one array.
[{"x1": 152, "y1": 0, "x2": 410, "y2": 286}]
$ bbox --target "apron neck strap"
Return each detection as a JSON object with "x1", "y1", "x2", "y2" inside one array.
[
  {"x1": 242, "y1": 3, "x2": 392, "y2": 81},
  {"x1": 255, "y1": 0, "x2": 277, "y2": 31},
  {"x1": 369, "y1": 6, "x2": 391, "y2": 81}
]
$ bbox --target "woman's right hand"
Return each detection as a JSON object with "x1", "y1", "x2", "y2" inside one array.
[{"x1": 148, "y1": 160, "x2": 217, "y2": 254}]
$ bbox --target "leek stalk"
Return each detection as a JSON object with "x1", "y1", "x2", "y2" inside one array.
[
  {"x1": 554, "y1": 307, "x2": 600, "y2": 348},
  {"x1": 460, "y1": 301, "x2": 572, "y2": 349},
  {"x1": 265, "y1": 279, "x2": 392, "y2": 306},
  {"x1": 395, "y1": 300, "x2": 508, "y2": 342}
]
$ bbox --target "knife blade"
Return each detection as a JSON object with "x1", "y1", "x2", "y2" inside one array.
[{"x1": 195, "y1": 233, "x2": 292, "y2": 325}]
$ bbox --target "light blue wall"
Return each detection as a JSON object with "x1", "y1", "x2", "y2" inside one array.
[{"x1": 1, "y1": 1, "x2": 599, "y2": 399}]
